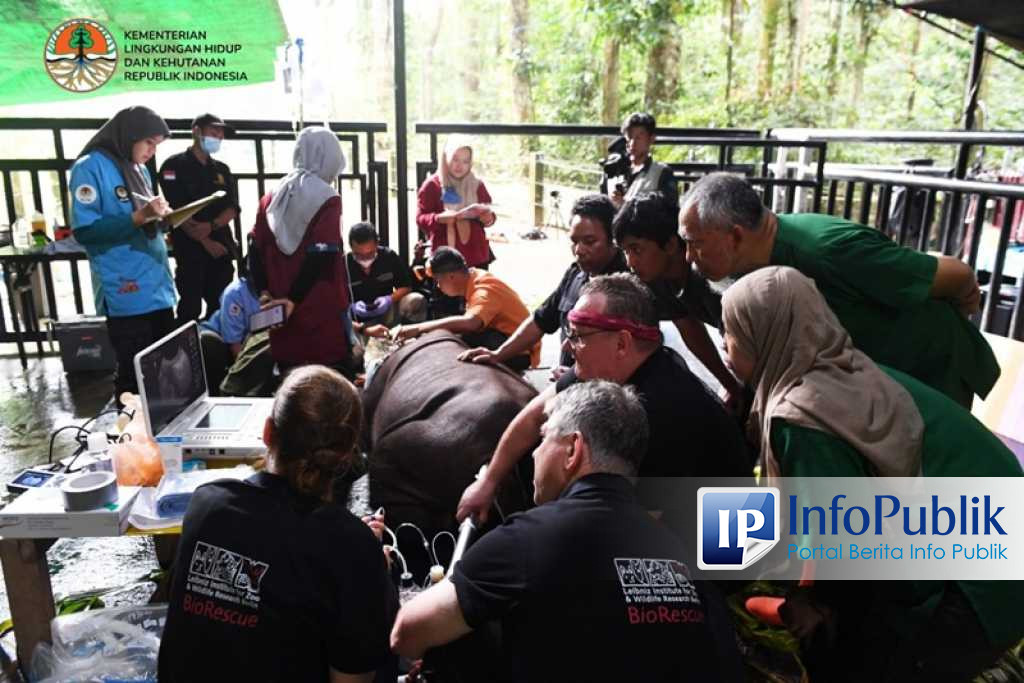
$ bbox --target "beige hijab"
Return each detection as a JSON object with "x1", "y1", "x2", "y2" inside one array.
[
  {"x1": 721, "y1": 266, "x2": 924, "y2": 481},
  {"x1": 437, "y1": 134, "x2": 481, "y2": 248}
]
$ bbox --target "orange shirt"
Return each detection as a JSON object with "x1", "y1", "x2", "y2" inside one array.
[{"x1": 464, "y1": 269, "x2": 540, "y2": 367}]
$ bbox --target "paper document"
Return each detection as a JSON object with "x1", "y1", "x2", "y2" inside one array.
[{"x1": 156, "y1": 190, "x2": 227, "y2": 229}]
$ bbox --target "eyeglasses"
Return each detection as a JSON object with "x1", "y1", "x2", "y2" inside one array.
[{"x1": 564, "y1": 328, "x2": 614, "y2": 348}]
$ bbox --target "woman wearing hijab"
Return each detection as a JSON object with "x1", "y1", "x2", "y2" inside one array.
[
  {"x1": 247, "y1": 126, "x2": 352, "y2": 374},
  {"x1": 416, "y1": 135, "x2": 496, "y2": 269},
  {"x1": 722, "y1": 266, "x2": 1022, "y2": 682},
  {"x1": 69, "y1": 106, "x2": 175, "y2": 402}
]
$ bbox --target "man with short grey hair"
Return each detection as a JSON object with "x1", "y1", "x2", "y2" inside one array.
[
  {"x1": 392, "y1": 381, "x2": 741, "y2": 682},
  {"x1": 456, "y1": 272, "x2": 751, "y2": 526},
  {"x1": 679, "y1": 172, "x2": 997, "y2": 406}
]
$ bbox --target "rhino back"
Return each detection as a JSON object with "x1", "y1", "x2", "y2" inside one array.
[{"x1": 365, "y1": 332, "x2": 536, "y2": 533}]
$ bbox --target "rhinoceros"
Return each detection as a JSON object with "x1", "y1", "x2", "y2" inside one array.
[{"x1": 362, "y1": 331, "x2": 538, "y2": 541}]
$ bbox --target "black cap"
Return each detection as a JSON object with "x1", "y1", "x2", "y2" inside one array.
[{"x1": 191, "y1": 113, "x2": 234, "y2": 134}]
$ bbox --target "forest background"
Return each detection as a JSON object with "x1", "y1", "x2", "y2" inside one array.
[
  {"x1": 338, "y1": 0, "x2": 1024, "y2": 182},
  {"x1": 2, "y1": 0, "x2": 1022, "y2": 232}
]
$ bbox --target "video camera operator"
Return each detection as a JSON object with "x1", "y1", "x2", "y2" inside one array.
[{"x1": 600, "y1": 112, "x2": 678, "y2": 212}]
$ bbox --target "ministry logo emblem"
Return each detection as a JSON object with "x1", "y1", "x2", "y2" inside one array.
[{"x1": 44, "y1": 19, "x2": 118, "y2": 93}]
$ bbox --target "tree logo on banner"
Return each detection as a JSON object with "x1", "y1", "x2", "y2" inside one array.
[{"x1": 44, "y1": 19, "x2": 118, "y2": 93}]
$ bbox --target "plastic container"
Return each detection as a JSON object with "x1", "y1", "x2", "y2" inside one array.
[
  {"x1": 31, "y1": 211, "x2": 48, "y2": 246},
  {"x1": 12, "y1": 217, "x2": 30, "y2": 249}
]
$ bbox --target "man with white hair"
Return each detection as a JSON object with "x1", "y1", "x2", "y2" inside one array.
[
  {"x1": 678, "y1": 172, "x2": 997, "y2": 407},
  {"x1": 391, "y1": 381, "x2": 741, "y2": 682}
]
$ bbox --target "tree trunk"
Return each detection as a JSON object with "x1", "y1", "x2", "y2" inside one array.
[
  {"x1": 602, "y1": 37, "x2": 621, "y2": 125},
  {"x1": 510, "y1": 0, "x2": 534, "y2": 124},
  {"x1": 420, "y1": 1, "x2": 445, "y2": 121},
  {"x1": 784, "y1": 0, "x2": 796, "y2": 97},
  {"x1": 375, "y1": 0, "x2": 394, "y2": 120},
  {"x1": 847, "y1": 1, "x2": 880, "y2": 126},
  {"x1": 757, "y1": 0, "x2": 782, "y2": 100},
  {"x1": 791, "y1": 0, "x2": 811, "y2": 97},
  {"x1": 824, "y1": 0, "x2": 844, "y2": 107},
  {"x1": 722, "y1": 0, "x2": 738, "y2": 124},
  {"x1": 905, "y1": 15, "x2": 922, "y2": 121},
  {"x1": 600, "y1": 37, "x2": 621, "y2": 157},
  {"x1": 643, "y1": 8, "x2": 682, "y2": 118}
]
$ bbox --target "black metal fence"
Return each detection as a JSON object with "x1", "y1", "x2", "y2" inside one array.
[
  {"x1": 0, "y1": 117, "x2": 386, "y2": 365},
  {"x1": 2, "y1": 120, "x2": 1023, "y2": 366},
  {"x1": 0, "y1": 117, "x2": 388, "y2": 247}
]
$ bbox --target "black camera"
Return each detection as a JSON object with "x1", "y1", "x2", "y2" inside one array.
[{"x1": 599, "y1": 135, "x2": 630, "y2": 195}]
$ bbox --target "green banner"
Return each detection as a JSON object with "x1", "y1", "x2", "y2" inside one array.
[{"x1": 0, "y1": 0, "x2": 286, "y2": 106}]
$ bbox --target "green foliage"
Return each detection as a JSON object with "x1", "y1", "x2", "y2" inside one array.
[{"x1": 395, "y1": 0, "x2": 1024, "y2": 187}]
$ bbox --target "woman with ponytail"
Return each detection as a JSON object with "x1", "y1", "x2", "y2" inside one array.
[{"x1": 160, "y1": 365, "x2": 397, "y2": 682}]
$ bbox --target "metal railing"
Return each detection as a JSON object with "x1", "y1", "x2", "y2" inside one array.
[
  {"x1": 819, "y1": 168, "x2": 1024, "y2": 339},
  {"x1": 0, "y1": 117, "x2": 387, "y2": 365},
  {"x1": 2, "y1": 120, "x2": 1023, "y2": 363}
]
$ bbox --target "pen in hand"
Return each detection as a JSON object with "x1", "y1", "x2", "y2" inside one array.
[{"x1": 131, "y1": 192, "x2": 171, "y2": 224}]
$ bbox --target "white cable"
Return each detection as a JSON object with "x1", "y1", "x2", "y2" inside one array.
[
  {"x1": 431, "y1": 531, "x2": 457, "y2": 568},
  {"x1": 396, "y1": 522, "x2": 436, "y2": 565}
]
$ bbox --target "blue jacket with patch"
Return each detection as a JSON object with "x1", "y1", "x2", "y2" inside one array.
[
  {"x1": 70, "y1": 150, "x2": 176, "y2": 317},
  {"x1": 201, "y1": 277, "x2": 262, "y2": 344}
]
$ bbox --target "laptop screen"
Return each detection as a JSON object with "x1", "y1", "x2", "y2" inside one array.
[{"x1": 136, "y1": 323, "x2": 206, "y2": 435}]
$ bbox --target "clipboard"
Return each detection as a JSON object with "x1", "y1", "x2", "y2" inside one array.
[{"x1": 150, "y1": 190, "x2": 228, "y2": 229}]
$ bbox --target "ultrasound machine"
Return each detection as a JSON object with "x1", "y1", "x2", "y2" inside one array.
[{"x1": 134, "y1": 321, "x2": 273, "y2": 459}]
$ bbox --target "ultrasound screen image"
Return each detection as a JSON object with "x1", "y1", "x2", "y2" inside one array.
[{"x1": 137, "y1": 324, "x2": 206, "y2": 434}]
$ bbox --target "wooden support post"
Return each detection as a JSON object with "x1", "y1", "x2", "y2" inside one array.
[
  {"x1": 530, "y1": 152, "x2": 545, "y2": 229},
  {"x1": 0, "y1": 538, "x2": 56, "y2": 667}
]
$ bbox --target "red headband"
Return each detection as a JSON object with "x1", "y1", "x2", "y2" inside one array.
[{"x1": 567, "y1": 309, "x2": 661, "y2": 342}]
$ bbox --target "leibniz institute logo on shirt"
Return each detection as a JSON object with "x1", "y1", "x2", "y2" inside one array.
[
  {"x1": 698, "y1": 487, "x2": 779, "y2": 570},
  {"x1": 44, "y1": 19, "x2": 118, "y2": 93}
]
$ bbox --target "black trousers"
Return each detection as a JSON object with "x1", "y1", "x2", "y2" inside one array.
[
  {"x1": 106, "y1": 308, "x2": 176, "y2": 401},
  {"x1": 172, "y1": 233, "x2": 234, "y2": 322}
]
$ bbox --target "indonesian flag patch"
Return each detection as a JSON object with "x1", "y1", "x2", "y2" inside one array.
[{"x1": 162, "y1": 170, "x2": 176, "y2": 181}]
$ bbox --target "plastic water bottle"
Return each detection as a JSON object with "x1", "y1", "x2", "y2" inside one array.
[{"x1": 12, "y1": 217, "x2": 30, "y2": 249}]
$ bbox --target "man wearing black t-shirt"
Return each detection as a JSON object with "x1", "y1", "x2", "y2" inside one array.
[
  {"x1": 613, "y1": 192, "x2": 742, "y2": 410},
  {"x1": 158, "y1": 113, "x2": 240, "y2": 322},
  {"x1": 346, "y1": 222, "x2": 424, "y2": 337},
  {"x1": 459, "y1": 193, "x2": 626, "y2": 375},
  {"x1": 457, "y1": 272, "x2": 752, "y2": 525},
  {"x1": 393, "y1": 381, "x2": 742, "y2": 682}
]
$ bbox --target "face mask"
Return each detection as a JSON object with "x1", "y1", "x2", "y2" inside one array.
[
  {"x1": 355, "y1": 254, "x2": 377, "y2": 269},
  {"x1": 201, "y1": 136, "x2": 222, "y2": 154}
]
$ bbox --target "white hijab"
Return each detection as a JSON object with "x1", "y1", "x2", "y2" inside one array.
[{"x1": 266, "y1": 126, "x2": 346, "y2": 255}]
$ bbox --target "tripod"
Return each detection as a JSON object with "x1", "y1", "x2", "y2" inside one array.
[{"x1": 546, "y1": 191, "x2": 566, "y2": 232}]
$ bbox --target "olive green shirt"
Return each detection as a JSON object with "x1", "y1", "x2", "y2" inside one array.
[
  {"x1": 771, "y1": 214, "x2": 1000, "y2": 404},
  {"x1": 770, "y1": 366, "x2": 1022, "y2": 646}
]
